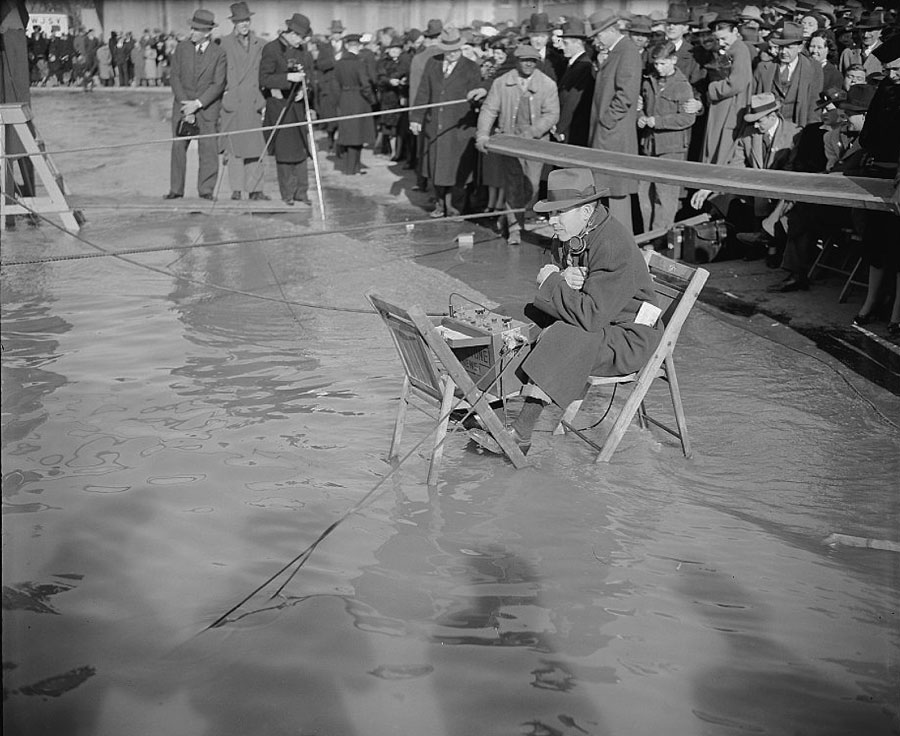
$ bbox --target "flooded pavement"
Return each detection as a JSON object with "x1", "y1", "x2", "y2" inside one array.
[{"x1": 2, "y1": 91, "x2": 900, "y2": 735}]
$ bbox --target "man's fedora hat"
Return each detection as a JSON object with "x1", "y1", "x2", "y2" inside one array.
[
  {"x1": 190, "y1": 9, "x2": 217, "y2": 31},
  {"x1": 815, "y1": 85, "x2": 846, "y2": 109},
  {"x1": 738, "y1": 5, "x2": 765, "y2": 24},
  {"x1": 856, "y1": 10, "x2": 887, "y2": 30},
  {"x1": 770, "y1": 20, "x2": 805, "y2": 44},
  {"x1": 343, "y1": 33, "x2": 362, "y2": 44},
  {"x1": 666, "y1": 3, "x2": 693, "y2": 25},
  {"x1": 709, "y1": 13, "x2": 739, "y2": 29},
  {"x1": 559, "y1": 17, "x2": 590, "y2": 38},
  {"x1": 840, "y1": 83, "x2": 876, "y2": 112},
  {"x1": 329, "y1": 20, "x2": 345, "y2": 35},
  {"x1": 873, "y1": 34, "x2": 900, "y2": 64},
  {"x1": 588, "y1": 8, "x2": 620, "y2": 36},
  {"x1": 286, "y1": 13, "x2": 311, "y2": 37},
  {"x1": 534, "y1": 168, "x2": 610, "y2": 213},
  {"x1": 423, "y1": 19, "x2": 444, "y2": 38},
  {"x1": 229, "y1": 2, "x2": 253, "y2": 23},
  {"x1": 513, "y1": 43, "x2": 541, "y2": 61},
  {"x1": 526, "y1": 12, "x2": 553, "y2": 34},
  {"x1": 744, "y1": 92, "x2": 781, "y2": 121},
  {"x1": 627, "y1": 15, "x2": 654, "y2": 35},
  {"x1": 438, "y1": 27, "x2": 464, "y2": 51}
]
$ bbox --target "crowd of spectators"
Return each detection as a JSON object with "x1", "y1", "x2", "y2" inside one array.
[{"x1": 25, "y1": 1, "x2": 900, "y2": 331}]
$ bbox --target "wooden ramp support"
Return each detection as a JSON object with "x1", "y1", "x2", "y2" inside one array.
[
  {"x1": 1, "y1": 103, "x2": 80, "y2": 232},
  {"x1": 484, "y1": 135, "x2": 897, "y2": 213}
]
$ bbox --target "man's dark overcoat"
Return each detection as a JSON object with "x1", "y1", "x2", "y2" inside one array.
[
  {"x1": 259, "y1": 36, "x2": 313, "y2": 163},
  {"x1": 334, "y1": 50, "x2": 375, "y2": 146},
  {"x1": 521, "y1": 209, "x2": 662, "y2": 406},
  {"x1": 411, "y1": 54, "x2": 482, "y2": 187},
  {"x1": 555, "y1": 50, "x2": 595, "y2": 146}
]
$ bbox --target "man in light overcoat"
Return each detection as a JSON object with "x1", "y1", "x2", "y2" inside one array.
[{"x1": 219, "y1": 2, "x2": 268, "y2": 200}]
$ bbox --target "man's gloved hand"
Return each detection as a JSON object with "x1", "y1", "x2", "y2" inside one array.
[
  {"x1": 409, "y1": 121, "x2": 422, "y2": 135},
  {"x1": 537, "y1": 264, "x2": 560, "y2": 287},
  {"x1": 466, "y1": 87, "x2": 487, "y2": 102}
]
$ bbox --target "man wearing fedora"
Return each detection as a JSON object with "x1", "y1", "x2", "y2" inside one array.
[
  {"x1": 408, "y1": 19, "x2": 445, "y2": 192},
  {"x1": 475, "y1": 44, "x2": 559, "y2": 245},
  {"x1": 770, "y1": 84, "x2": 875, "y2": 294},
  {"x1": 334, "y1": 33, "x2": 375, "y2": 175},
  {"x1": 753, "y1": 21, "x2": 823, "y2": 128},
  {"x1": 692, "y1": 93, "x2": 801, "y2": 260},
  {"x1": 587, "y1": 8, "x2": 642, "y2": 234},
  {"x1": 701, "y1": 15, "x2": 752, "y2": 166},
  {"x1": 525, "y1": 12, "x2": 566, "y2": 82},
  {"x1": 259, "y1": 13, "x2": 315, "y2": 205},
  {"x1": 839, "y1": 11, "x2": 886, "y2": 78},
  {"x1": 410, "y1": 27, "x2": 485, "y2": 218},
  {"x1": 219, "y1": 2, "x2": 268, "y2": 201},
  {"x1": 164, "y1": 9, "x2": 226, "y2": 200},
  {"x1": 468, "y1": 168, "x2": 661, "y2": 456},
  {"x1": 553, "y1": 18, "x2": 595, "y2": 148}
]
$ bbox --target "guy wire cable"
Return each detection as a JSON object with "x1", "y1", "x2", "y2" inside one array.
[
  {"x1": 1, "y1": 205, "x2": 526, "y2": 267},
  {"x1": 203, "y1": 354, "x2": 527, "y2": 631}
]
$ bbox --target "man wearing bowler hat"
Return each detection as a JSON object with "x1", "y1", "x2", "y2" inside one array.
[
  {"x1": 164, "y1": 9, "x2": 226, "y2": 200},
  {"x1": 587, "y1": 8, "x2": 643, "y2": 234},
  {"x1": 468, "y1": 168, "x2": 661, "y2": 456},
  {"x1": 753, "y1": 20, "x2": 822, "y2": 127},
  {"x1": 219, "y1": 2, "x2": 268, "y2": 201},
  {"x1": 259, "y1": 13, "x2": 315, "y2": 205}
]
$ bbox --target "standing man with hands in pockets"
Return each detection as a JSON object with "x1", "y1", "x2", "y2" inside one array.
[{"x1": 164, "y1": 9, "x2": 226, "y2": 201}]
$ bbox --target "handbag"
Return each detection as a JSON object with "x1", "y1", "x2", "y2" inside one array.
[
  {"x1": 176, "y1": 116, "x2": 199, "y2": 138},
  {"x1": 670, "y1": 219, "x2": 728, "y2": 263}
]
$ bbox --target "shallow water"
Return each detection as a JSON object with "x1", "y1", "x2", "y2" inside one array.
[{"x1": 3, "y1": 194, "x2": 900, "y2": 735}]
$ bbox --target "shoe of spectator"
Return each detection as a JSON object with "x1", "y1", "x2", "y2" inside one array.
[
  {"x1": 852, "y1": 311, "x2": 875, "y2": 326},
  {"x1": 737, "y1": 231, "x2": 771, "y2": 246},
  {"x1": 887, "y1": 322, "x2": 899, "y2": 336},
  {"x1": 765, "y1": 250, "x2": 781, "y2": 269},
  {"x1": 767, "y1": 275, "x2": 809, "y2": 293},
  {"x1": 163, "y1": 192, "x2": 183, "y2": 200},
  {"x1": 294, "y1": 197, "x2": 312, "y2": 206},
  {"x1": 507, "y1": 227, "x2": 522, "y2": 246},
  {"x1": 231, "y1": 191, "x2": 242, "y2": 201},
  {"x1": 248, "y1": 191, "x2": 270, "y2": 201},
  {"x1": 199, "y1": 193, "x2": 215, "y2": 201},
  {"x1": 430, "y1": 204, "x2": 445, "y2": 219},
  {"x1": 282, "y1": 199, "x2": 295, "y2": 206},
  {"x1": 445, "y1": 206, "x2": 461, "y2": 218}
]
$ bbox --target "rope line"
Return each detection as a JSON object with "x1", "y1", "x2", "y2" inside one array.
[{"x1": 0, "y1": 97, "x2": 470, "y2": 161}]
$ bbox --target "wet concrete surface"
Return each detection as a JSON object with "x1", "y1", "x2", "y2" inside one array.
[{"x1": 2, "y1": 89, "x2": 899, "y2": 736}]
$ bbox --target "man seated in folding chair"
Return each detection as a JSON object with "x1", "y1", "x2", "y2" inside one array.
[{"x1": 468, "y1": 167, "x2": 663, "y2": 456}]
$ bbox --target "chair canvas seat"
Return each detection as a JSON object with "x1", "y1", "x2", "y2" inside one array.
[{"x1": 554, "y1": 251, "x2": 709, "y2": 462}]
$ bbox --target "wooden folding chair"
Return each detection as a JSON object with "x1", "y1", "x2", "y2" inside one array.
[
  {"x1": 554, "y1": 252, "x2": 709, "y2": 462},
  {"x1": 367, "y1": 294, "x2": 530, "y2": 484}
]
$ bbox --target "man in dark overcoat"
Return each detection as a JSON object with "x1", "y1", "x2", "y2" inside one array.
[
  {"x1": 468, "y1": 168, "x2": 661, "y2": 455},
  {"x1": 409, "y1": 27, "x2": 485, "y2": 217},
  {"x1": 554, "y1": 18, "x2": 594, "y2": 147},
  {"x1": 219, "y1": 2, "x2": 267, "y2": 200},
  {"x1": 259, "y1": 13, "x2": 315, "y2": 205},
  {"x1": 164, "y1": 9, "x2": 226, "y2": 200},
  {"x1": 587, "y1": 8, "x2": 643, "y2": 234},
  {"x1": 334, "y1": 33, "x2": 376, "y2": 175}
]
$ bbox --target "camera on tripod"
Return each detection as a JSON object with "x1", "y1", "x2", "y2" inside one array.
[{"x1": 286, "y1": 58, "x2": 304, "y2": 73}]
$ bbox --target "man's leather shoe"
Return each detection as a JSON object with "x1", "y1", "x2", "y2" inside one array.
[
  {"x1": 248, "y1": 191, "x2": 270, "y2": 201},
  {"x1": 231, "y1": 191, "x2": 242, "y2": 200},
  {"x1": 767, "y1": 275, "x2": 809, "y2": 292},
  {"x1": 736, "y1": 231, "x2": 771, "y2": 246},
  {"x1": 199, "y1": 193, "x2": 214, "y2": 201},
  {"x1": 163, "y1": 192, "x2": 183, "y2": 200}
]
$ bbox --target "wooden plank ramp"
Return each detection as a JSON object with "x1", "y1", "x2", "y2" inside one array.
[{"x1": 484, "y1": 135, "x2": 896, "y2": 213}]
